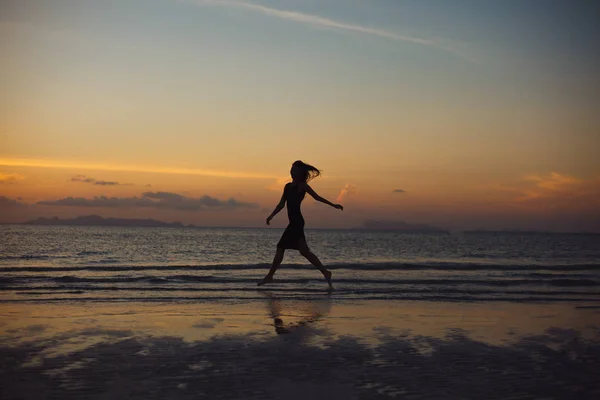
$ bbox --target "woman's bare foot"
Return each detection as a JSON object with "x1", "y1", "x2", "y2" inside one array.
[
  {"x1": 324, "y1": 270, "x2": 333, "y2": 289},
  {"x1": 257, "y1": 276, "x2": 273, "y2": 286}
]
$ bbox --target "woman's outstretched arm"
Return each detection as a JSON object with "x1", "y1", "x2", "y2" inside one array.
[
  {"x1": 305, "y1": 184, "x2": 343, "y2": 210},
  {"x1": 266, "y1": 186, "x2": 287, "y2": 225}
]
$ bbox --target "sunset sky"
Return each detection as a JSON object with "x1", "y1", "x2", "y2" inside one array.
[{"x1": 1, "y1": 0, "x2": 599, "y2": 231}]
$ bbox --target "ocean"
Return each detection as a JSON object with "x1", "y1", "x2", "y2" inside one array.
[{"x1": 1, "y1": 225, "x2": 599, "y2": 303}]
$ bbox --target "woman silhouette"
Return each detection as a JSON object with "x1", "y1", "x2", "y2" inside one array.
[{"x1": 258, "y1": 160, "x2": 343, "y2": 289}]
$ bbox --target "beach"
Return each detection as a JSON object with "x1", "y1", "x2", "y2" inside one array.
[
  {"x1": 2, "y1": 297, "x2": 599, "y2": 399},
  {"x1": 2, "y1": 226, "x2": 600, "y2": 398}
]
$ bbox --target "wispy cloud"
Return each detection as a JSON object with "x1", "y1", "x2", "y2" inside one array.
[
  {"x1": 188, "y1": 0, "x2": 464, "y2": 56},
  {"x1": 71, "y1": 175, "x2": 97, "y2": 184},
  {"x1": 71, "y1": 174, "x2": 131, "y2": 186},
  {"x1": 38, "y1": 191, "x2": 259, "y2": 211},
  {"x1": 0, "y1": 172, "x2": 25, "y2": 184},
  {"x1": 392, "y1": 189, "x2": 406, "y2": 193},
  {"x1": 95, "y1": 180, "x2": 123, "y2": 186},
  {"x1": 522, "y1": 173, "x2": 582, "y2": 192},
  {"x1": 503, "y1": 172, "x2": 600, "y2": 211}
]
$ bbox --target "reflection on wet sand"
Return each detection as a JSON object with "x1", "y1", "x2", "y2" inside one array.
[
  {"x1": 263, "y1": 293, "x2": 332, "y2": 335},
  {"x1": 1, "y1": 300, "x2": 600, "y2": 399}
]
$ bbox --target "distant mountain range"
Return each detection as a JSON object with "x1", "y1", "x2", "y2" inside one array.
[
  {"x1": 16, "y1": 216, "x2": 597, "y2": 234},
  {"x1": 22, "y1": 215, "x2": 448, "y2": 232},
  {"x1": 361, "y1": 220, "x2": 448, "y2": 233},
  {"x1": 24, "y1": 215, "x2": 196, "y2": 228}
]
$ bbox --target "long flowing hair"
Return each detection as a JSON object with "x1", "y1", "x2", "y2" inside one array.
[{"x1": 293, "y1": 160, "x2": 321, "y2": 183}]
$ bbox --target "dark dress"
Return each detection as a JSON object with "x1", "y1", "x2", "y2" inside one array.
[{"x1": 277, "y1": 183, "x2": 308, "y2": 250}]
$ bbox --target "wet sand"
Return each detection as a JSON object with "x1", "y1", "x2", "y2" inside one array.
[{"x1": 1, "y1": 296, "x2": 600, "y2": 399}]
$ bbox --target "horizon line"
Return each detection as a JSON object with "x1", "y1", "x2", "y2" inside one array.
[{"x1": 3, "y1": 220, "x2": 598, "y2": 235}]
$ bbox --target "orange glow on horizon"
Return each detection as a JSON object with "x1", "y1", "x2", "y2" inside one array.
[{"x1": 0, "y1": 157, "x2": 278, "y2": 181}]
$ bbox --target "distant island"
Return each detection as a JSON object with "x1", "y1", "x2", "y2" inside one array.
[
  {"x1": 361, "y1": 220, "x2": 448, "y2": 233},
  {"x1": 464, "y1": 229, "x2": 540, "y2": 234},
  {"x1": 24, "y1": 215, "x2": 196, "y2": 228}
]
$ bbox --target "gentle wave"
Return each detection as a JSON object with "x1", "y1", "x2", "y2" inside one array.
[
  {"x1": 1, "y1": 275, "x2": 599, "y2": 287},
  {"x1": 3, "y1": 295, "x2": 599, "y2": 303},
  {"x1": 2, "y1": 261, "x2": 600, "y2": 272},
  {"x1": 0, "y1": 255, "x2": 52, "y2": 261},
  {"x1": 7, "y1": 286, "x2": 600, "y2": 296}
]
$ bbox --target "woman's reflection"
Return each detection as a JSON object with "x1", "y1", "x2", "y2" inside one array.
[{"x1": 263, "y1": 293, "x2": 332, "y2": 335}]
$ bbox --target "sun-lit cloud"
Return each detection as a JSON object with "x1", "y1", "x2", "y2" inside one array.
[
  {"x1": 37, "y1": 191, "x2": 259, "y2": 211},
  {"x1": 522, "y1": 172, "x2": 582, "y2": 192},
  {"x1": 189, "y1": 0, "x2": 467, "y2": 56},
  {"x1": 0, "y1": 172, "x2": 25, "y2": 184},
  {"x1": 0, "y1": 158, "x2": 277, "y2": 180},
  {"x1": 266, "y1": 177, "x2": 291, "y2": 192},
  {"x1": 513, "y1": 172, "x2": 600, "y2": 210},
  {"x1": 336, "y1": 184, "x2": 357, "y2": 203}
]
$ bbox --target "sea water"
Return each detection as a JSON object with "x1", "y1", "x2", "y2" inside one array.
[{"x1": 1, "y1": 225, "x2": 599, "y2": 303}]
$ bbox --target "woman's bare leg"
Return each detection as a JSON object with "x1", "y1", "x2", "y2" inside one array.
[
  {"x1": 258, "y1": 247, "x2": 285, "y2": 286},
  {"x1": 299, "y1": 245, "x2": 333, "y2": 289}
]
